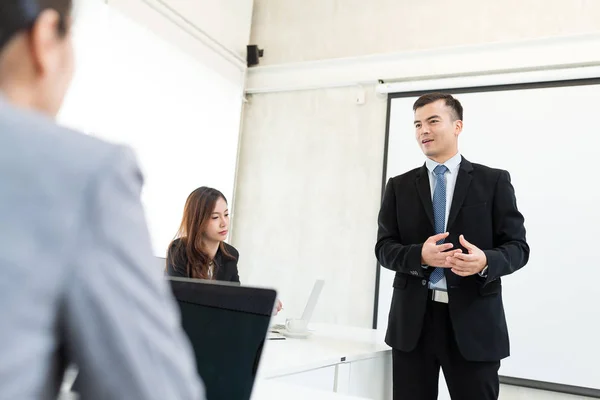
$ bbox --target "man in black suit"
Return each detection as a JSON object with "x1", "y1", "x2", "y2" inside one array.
[{"x1": 375, "y1": 92, "x2": 529, "y2": 400}]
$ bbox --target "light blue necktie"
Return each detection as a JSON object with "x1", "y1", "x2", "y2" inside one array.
[{"x1": 429, "y1": 164, "x2": 448, "y2": 284}]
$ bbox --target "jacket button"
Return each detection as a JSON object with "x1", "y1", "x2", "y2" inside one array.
[{"x1": 421, "y1": 280, "x2": 427, "y2": 286}]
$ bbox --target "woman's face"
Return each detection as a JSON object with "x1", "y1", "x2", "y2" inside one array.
[{"x1": 203, "y1": 197, "x2": 229, "y2": 243}]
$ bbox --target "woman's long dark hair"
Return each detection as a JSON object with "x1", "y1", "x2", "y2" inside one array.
[
  {"x1": 0, "y1": 0, "x2": 72, "y2": 52},
  {"x1": 167, "y1": 187, "x2": 234, "y2": 279}
]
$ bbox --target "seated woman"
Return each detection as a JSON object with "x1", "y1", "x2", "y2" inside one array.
[
  {"x1": 167, "y1": 186, "x2": 282, "y2": 314},
  {"x1": 166, "y1": 186, "x2": 239, "y2": 281}
]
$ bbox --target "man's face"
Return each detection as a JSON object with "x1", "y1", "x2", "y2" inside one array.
[{"x1": 414, "y1": 99, "x2": 462, "y2": 161}]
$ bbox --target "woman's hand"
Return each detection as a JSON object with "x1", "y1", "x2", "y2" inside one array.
[{"x1": 273, "y1": 299, "x2": 283, "y2": 315}]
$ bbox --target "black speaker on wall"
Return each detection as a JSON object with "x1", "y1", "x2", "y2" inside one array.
[{"x1": 246, "y1": 45, "x2": 264, "y2": 67}]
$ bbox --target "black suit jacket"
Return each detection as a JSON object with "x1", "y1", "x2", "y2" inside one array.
[
  {"x1": 166, "y1": 239, "x2": 240, "y2": 283},
  {"x1": 375, "y1": 157, "x2": 529, "y2": 362}
]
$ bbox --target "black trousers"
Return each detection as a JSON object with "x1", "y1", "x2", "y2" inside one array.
[{"x1": 392, "y1": 299, "x2": 500, "y2": 400}]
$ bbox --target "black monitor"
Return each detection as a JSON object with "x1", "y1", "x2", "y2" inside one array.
[{"x1": 168, "y1": 277, "x2": 277, "y2": 400}]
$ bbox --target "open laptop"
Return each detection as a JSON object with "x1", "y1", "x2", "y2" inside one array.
[
  {"x1": 68, "y1": 278, "x2": 276, "y2": 400},
  {"x1": 168, "y1": 277, "x2": 277, "y2": 400},
  {"x1": 271, "y1": 279, "x2": 325, "y2": 332}
]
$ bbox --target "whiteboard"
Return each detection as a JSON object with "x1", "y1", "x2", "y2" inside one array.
[
  {"x1": 377, "y1": 82, "x2": 600, "y2": 389},
  {"x1": 58, "y1": 0, "x2": 243, "y2": 256}
]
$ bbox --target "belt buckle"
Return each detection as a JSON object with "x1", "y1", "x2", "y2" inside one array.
[{"x1": 431, "y1": 289, "x2": 449, "y2": 304}]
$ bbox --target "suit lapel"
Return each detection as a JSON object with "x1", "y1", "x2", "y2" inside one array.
[
  {"x1": 415, "y1": 164, "x2": 434, "y2": 229},
  {"x1": 447, "y1": 158, "x2": 473, "y2": 230}
]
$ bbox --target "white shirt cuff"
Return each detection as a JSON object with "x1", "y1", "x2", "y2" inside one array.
[{"x1": 478, "y1": 265, "x2": 489, "y2": 277}]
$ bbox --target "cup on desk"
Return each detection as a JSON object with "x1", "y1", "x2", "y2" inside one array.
[{"x1": 284, "y1": 318, "x2": 308, "y2": 334}]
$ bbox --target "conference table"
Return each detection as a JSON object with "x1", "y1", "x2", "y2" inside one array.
[{"x1": 252, "y1": 323, "x2": 393, "y2": 400}]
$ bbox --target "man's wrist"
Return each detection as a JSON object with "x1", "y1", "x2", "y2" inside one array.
[{"x1": 478, "y1": 265, "x2": 489, "y2": 277}]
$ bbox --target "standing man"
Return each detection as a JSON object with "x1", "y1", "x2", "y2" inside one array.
[{"x1": 375, "y1": 92, "x2": 529, "y2": 399}]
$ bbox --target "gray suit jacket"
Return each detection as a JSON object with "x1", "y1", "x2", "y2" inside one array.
[{"x1": 0, "y1": 97, "x2": 205, "y2": 400}]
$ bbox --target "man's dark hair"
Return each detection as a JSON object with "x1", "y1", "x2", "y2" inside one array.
[
  {"x1": 413, "y1": 92, "x2": 463, "y2": 121},
  {"x1": 0, "y1": 0, "x2": 72, "y2": 51}
]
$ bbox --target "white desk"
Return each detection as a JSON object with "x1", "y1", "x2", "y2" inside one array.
[
  {"x1": 251, "y1": 380, "x2": 370, "y2": 400},
  {"x1": 255, "y1": 324, "x2": 393, "y2": 400}
]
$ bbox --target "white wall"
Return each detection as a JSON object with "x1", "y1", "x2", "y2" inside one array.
[
  {"x1": 60, "y1": 0, "x2": 249, "y2": 256},
  {"x1": 233, "y1": 87, "x2": 386, "y2": 327},
  {"x1": 234, "y1": 0, "x2": 600, "y2": 329},
  {"x1": 162, "y1": 0, "x2": 254, "y2": 56},
  {"x1": 107, "y1": 0, "x2": 253, "y2": 86},
  {"x1": 250, "y1": 0, "x2": 600, "y2": 65},
  {"x1": 58, "y1": 0, "x2": 109, "y2": 134}
]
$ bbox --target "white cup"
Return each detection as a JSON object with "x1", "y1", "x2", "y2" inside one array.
[{"x1": 285, "y1": 318, "x2": 308, "y2": 333}]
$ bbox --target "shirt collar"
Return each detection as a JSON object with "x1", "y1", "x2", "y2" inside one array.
[{"x1": 425, "y1": 152, "x2": 462, "y2": 174}]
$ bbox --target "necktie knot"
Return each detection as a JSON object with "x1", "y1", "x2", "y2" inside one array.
[{"x1": 434, "y1": 164, "x2": 448, "y2": 176}]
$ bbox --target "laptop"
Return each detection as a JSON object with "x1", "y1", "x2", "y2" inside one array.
[
  {"x1": 271, "y1": 279, "x2": 325, "y2": 332},
  {"x1": 168, "y1": 277, "x2": 277, "y2": 400},
  {"x1": 67, "y1": 278, "x2": 276, "y2": 400}
]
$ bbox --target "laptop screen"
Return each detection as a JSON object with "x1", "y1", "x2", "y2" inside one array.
[{"x1": 168, "y1": 278, "x2": 276, "y2": 400}]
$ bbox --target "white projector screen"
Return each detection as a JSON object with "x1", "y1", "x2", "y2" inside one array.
[
  {"x1": 376, "y1": 80, "x2": 600, "y2": 390},
  {"x1": 58, "y1": 0, "x2": 243, "y2": 256}
]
